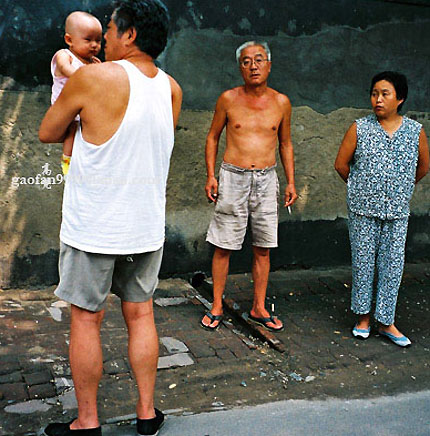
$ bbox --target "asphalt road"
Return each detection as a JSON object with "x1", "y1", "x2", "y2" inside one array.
[{"x1": 103, "y1": 390, "x2": 430, "y2": 436}]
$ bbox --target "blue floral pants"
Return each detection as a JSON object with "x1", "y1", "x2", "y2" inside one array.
[{"x1": 348, "y1": 211, "x2": 409, "y2": 325}]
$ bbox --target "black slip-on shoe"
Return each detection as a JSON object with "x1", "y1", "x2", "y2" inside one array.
[
  {"x1": 43, "y1": 419, "x2": 102, "y2": 436},
  {"x1": 137, "y1": 408, "x2": 165, "y2": 435}
]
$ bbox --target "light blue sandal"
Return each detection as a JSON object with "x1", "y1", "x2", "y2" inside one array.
[
  {"x1": 352, "y1": 324, "x2": 371, "y2": 339},
  {"x1": 378, "y1": 330, "x2": 411, "y2": 347}
]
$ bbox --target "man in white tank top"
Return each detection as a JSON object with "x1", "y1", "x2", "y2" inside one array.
[{"x1": 39, "y1": 1, "x2": 182, "y2": 435}]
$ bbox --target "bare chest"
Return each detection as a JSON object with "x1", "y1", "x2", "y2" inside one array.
[{"x1": 227, "y1": 104, "x2": 282, "y2": 134}]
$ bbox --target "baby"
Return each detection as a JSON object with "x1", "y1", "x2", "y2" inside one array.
[{"x1": 51, "y1": 11, "x2": 102, "y2": 175}]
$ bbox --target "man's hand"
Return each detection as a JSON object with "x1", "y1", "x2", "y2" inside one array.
[
  {"x1": 205, "y1": 176, "x2": 218, "y2": 203},
  {"x1": 284, "y1": 183, "x2": 298, "y2": 207}
]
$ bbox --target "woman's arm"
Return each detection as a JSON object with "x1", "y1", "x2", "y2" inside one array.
[{"x1": 334, "y1": 122, "x2": 358, "y2": 183}]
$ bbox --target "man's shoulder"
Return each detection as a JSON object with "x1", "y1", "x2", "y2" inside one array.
[
  {"x1": 166, "y1": 73, "x2": 182, "y2": 94},
  {"x1": 217, "y1": 87, "x2": 242, "y2": 103},
  {"x1": 268, "y1": 88, "x2": 290, "y2": 106},
  {"x1": 219, "y1": 86, "x2": 243, "y2": 100},
  {"x1": 72, "y1": 61, "x2": 127, "y2": 86},
  {"x1": 82, "y1": 61, "x2": 124, "y2": 76}
]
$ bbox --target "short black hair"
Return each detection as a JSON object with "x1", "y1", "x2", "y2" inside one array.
[
  {"x1": 370, "y1": 71, "x2": 408, "y2": 112},
  {"x1": 112, "y1": 0, "x2": 169, "y2": 59}
]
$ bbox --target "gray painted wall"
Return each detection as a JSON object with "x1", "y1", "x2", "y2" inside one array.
[
  {"x1": 1, "y1": 0, "x2": 430, "y2": 112},
  {"x1": 0, "y1": 0, "x2": 429, "y2": 287}
]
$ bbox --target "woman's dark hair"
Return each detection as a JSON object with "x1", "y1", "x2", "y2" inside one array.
[
  {"x1": 112, "y1": 0, "x2": 169, "y2": 59},
  {"x1": 370, "y1": 71, "x2": 408, "y2": 112}
]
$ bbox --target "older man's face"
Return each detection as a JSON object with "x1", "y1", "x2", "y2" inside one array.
[
  {"x1": 239, "y1": 45, "x2": 271, "y2": 86},
  {"x1": 104, "y1": 18, "x2": 124, "y2": 61}
]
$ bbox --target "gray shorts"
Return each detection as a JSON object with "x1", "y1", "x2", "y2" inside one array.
[
  {"x1": 206, "y1": 162, "x2": 279, "y2": 250},
  {"x1": 55, "y1": 242, "x2": 163, "y2": 312}
]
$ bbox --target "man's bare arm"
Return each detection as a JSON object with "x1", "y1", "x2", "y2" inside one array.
[
  {"x1": 168, "y1": 75, "x2": 182, "y2": 129},
  {"x1": 278, "y1": 95, "x2": 298, "y2": 207},
  {"x1": 205, "y1": 93, "x2": 228, "y2": 202},
  {"x1": 334, "y1": 123, "x2": 358, "y2": 182},
  {"x1": 39, "y1": 68, "x2": 89, "y2": 143},
  {"x1": 416, "y1": 128, "x2": 429, "y2": 183}
]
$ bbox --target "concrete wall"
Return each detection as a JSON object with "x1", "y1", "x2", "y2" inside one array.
[{"x1": 0, "y1": 0, "x2": 429, "y2": 287}]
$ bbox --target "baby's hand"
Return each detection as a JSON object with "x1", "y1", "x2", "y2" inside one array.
[{"x1": 91, "y1": 56, "x2": 102, "y2": 64}]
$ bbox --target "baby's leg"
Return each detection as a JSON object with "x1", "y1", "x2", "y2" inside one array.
[{"x1": 61, "y1": 121, "x2": 78, "y2": 175}]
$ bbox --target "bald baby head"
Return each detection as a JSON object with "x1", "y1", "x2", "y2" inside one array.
[
  {"x1": 65, "y1": 11, "x2": 101, "y2": 35},
  {"x1": 64, "y1": 11, "x2": 102, "y2": 62}
]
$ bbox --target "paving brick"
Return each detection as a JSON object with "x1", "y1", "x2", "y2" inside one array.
[
  {"x1": 215, "y1": 348, "x2": 236, "y2": 361},
  {"x1": 24, "y1": 370, "x2": 53, "y2": 386},
  {"x1": 160, "y1": 336, "x2": 189, "y2": 354},
  {"x1": 207, "y1": 338, "x2": 228, "y2": 350},
  {"x1": 59, "y1": 389, "x2": 78, "y2": 410},
  {"x1": 227, "y1": 341, "x2": 252, "y2": 358},
  {"x1": 195, "y1": 356, "x2": 221, "y2": 365},
  {"x1": 0, "y1": 382, "x2": 28, "y2": 401},
  {"x1": 28, "y1": 382, "x2": 56, "y2": 399},
  {"x1": 4, "y1": 398, "x2": 52, "y2": 414},
  {"x1": 18, "y1": 358, "x2": 49, "y2": 373},
  {"x1": 186, "y1": 340, "x2": 216, "y2": 358},
  {"x1": 0, "y1": 358, "x2": 21, "y2": 375},
  {"x1": 158, "y1": 353, "x2": 195, "y2": 369},
  {"x1": 0, "y1": 371, "x2": 22, "y2": 384}
]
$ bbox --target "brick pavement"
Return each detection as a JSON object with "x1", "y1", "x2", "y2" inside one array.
[{"x1": 0, "y1": 265, "x2": 429, "y2": 435}]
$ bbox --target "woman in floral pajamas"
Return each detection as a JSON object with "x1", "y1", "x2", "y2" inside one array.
[{"x1": 335, "y1": 71, "x2": 429, "y2": 347}]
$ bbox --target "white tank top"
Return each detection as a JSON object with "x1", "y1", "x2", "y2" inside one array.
[
  {"x1": 51, "y1": 49, "x2": 85, "y2": 104},
  {"x1": 60, "y1": 60, "x2": 174, "y2": 254}
]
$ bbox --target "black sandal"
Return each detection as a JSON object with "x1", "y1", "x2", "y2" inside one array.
[
  {"x1": 200, "y1": 312, "x2": 223, "y2": 330},
  {"x1": 248, "y1": 314, "x2": 284, "y2": 332}
]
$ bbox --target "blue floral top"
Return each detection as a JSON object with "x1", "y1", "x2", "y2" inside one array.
[{"x1": 347, "y1": 114, "x2": 422, "y2": 219}]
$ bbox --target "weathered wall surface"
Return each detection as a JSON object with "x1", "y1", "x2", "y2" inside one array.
[
  {"x1": 0, "y1": 0, "x2": 429, "y2": 287},
  {"x1": 1, "y1": 1, "x2": 430, "y2": 113},
  {"x1": 1, "y1": 93, "x2": 429, "y2": 286}
]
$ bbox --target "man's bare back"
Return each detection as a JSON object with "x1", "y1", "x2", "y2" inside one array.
[
  {"x1": 40, "y1": 60, "x2": 181, "y2": 147},
  {"x1": 41, "y1": 10, "x2": 181, "y2": 147}
]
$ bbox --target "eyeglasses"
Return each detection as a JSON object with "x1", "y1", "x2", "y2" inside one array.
[{"x1": 240, "y1": 56, "x2": 269, "y2": 69}]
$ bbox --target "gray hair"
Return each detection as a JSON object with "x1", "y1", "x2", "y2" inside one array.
[{"x1": 235, "y1": 41, "x2": 271, "y2": 64}]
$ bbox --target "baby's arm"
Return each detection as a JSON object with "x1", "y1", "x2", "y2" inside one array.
[{"x1": 54, "y1": 50, "x2": 79, "y2": 78}]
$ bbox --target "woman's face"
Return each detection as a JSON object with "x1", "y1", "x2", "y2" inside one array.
[{"x1": 370, "y1": 80, "x2": 403, "y2": 118}]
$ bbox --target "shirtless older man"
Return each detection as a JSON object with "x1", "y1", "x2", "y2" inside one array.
[{"x1": 201, "y1": 41, "x2": 297, "y2": 331}]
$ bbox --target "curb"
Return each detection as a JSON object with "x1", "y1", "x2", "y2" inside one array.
[{"x1": 195, "y1": 278, "x2": 286, "y2": 353}]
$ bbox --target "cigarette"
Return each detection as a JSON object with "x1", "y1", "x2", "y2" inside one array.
[
  {"x1": 271, "y1": 303, "x2": 275, "y2": 312},
  {"x1": 287, "y1": 206, "x2": 292, "y2": 215}
]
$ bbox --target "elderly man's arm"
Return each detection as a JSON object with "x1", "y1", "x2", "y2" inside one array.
[
  {"x1": 39, "y1": 68, "x2": 88, "y2": 143},
  {"x1": 334, "y1": 123, "x2": 357, "y2": 182},
  {"x1": 416, "y1": 128, "x2": 429, "y2": 183},
  {"x1": 205, "y1": 93, "x2": 228, "y2": 202},
  {"x1": 278, "y1": 94, "x2": 298, "y2": 207}
]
